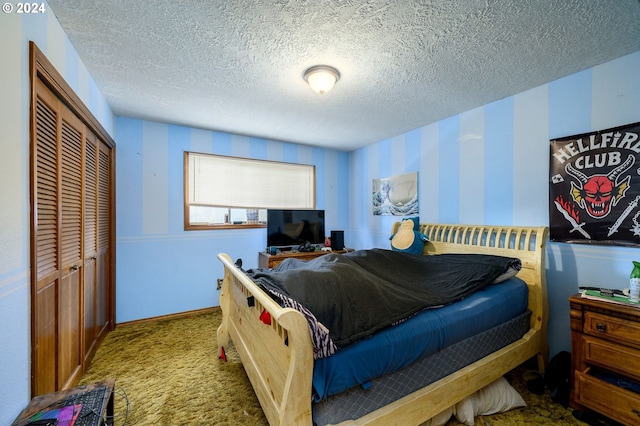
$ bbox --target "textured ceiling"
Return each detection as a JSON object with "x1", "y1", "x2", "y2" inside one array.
[{"x1": 47, "y1": 0, "x2": 640, "y2": 152}]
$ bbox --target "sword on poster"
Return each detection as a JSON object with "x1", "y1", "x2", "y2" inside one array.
[
  {"x1": 607, "y1": 195, "x2": 640, "y2": 237},
  {"x1": 553, "y1": 200, "x2": 591, "y2": 239}
]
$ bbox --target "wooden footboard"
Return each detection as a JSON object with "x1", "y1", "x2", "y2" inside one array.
[
  {"x1": 217, "y1": 253, "x2": 314, "y2": 425},
  {"x1": 217, "y1": 223, "x2": 548, "y2": 426}
]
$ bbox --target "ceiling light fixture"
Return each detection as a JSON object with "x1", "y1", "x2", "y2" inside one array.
[{"x1": 303, "y1": 65, "x2": 340, "y2": 95}]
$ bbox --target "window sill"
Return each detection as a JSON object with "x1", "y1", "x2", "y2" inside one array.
[{"x1": 186, "y1": 223, "x2": 266, "y2": 231}]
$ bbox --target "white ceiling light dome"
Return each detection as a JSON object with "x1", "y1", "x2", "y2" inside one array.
[{"x1": 303, "y1": 65, "x2": 340, "y2": 95}]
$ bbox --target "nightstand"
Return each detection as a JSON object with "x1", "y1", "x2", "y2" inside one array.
[{"x1": 569, "y1": 294, "x2": 640, "y2": 425}]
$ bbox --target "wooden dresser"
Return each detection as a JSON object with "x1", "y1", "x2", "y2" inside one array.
[
  {"x1": 569, "y1": 294, "x2": 640, "y2": 425},
  {"x1": 258, "y1": 250, "x2": 345, "y2": 269}
]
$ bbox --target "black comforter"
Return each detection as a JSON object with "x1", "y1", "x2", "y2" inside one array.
[{"x1": 249, "y1": 249, "x2": 520, "y2": 350}]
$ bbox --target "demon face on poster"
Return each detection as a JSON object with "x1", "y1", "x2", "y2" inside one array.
[{"x1": 549, "y1": 122, "x2": 640, "y2": 246}]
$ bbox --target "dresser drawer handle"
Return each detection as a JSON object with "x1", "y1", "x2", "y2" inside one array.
[
  {"x1": 595, "y1": 322, "x2": 607, "y2": 333},
  {"x1": 633, "y1": 408, "x2": 640, "y2": 417}
]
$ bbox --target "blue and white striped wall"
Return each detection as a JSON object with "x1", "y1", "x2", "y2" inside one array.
[
  {"x1": 349, "y1": 50, "x2": 640, "y2": 359},
  {"x1": 0, "y1": 2, "x2": 115, "y2": 423},
  {"x1": 115, "y1": 118, "x2": 350, "y2": 323}
]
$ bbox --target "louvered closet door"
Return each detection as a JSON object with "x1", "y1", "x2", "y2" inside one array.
[
  {"x1": 33, "y1": 79, "x2": 60, "y2": 396},
  {"x1": 95, "y1": 140, "x2": 111, "y2": 339},
  {"x1": 58, "y1": 102, "x2": 84, "y2": 390},
  {"x1": 82, "y1": 131, "x2": 112, "y2": 363},
  {"x1": 83, "y1": 130, "x2": 98, "y2": 363}
]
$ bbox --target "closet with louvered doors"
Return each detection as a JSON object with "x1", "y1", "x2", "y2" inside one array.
[{"x1": 30, "y1": 42, "x2": 115, "y2": 397}]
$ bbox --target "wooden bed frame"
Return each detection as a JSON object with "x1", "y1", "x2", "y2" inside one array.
[{"x1": 217, "y1": 223, "x2": 549, "y2": 426}]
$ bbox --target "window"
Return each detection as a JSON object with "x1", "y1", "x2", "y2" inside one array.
[{"x1": 184, "y1": 152, "x2": 316, "y2": 230}]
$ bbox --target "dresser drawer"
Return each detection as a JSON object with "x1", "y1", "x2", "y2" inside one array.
[
  {"x1": 584, "y1": 311, "x2": 640, "y2": 347},
  {"x1": 582, "y1": 336, "x2": 640, "y2": 382},
  {"x1": 576, "y1": 370, "x2": 640, "y2": 426}
]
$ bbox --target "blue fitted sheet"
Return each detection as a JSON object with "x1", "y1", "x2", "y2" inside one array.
[{"x1": 312, "y1": 277, "x2": 528, "y2": 401}]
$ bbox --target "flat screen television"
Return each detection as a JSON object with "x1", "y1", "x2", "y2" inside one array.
[{"x1": 267, "y1": 209, "x2": 325, "y2": 249}]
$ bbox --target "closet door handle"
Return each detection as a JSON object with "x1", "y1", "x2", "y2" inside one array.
[{"x1": 70, "y1": 265, "x2": 79, "y2": 271}]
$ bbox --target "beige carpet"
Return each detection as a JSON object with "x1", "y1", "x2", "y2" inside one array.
[{"x1": 80, "y1": 309, "x2": 592, "y2": 425}]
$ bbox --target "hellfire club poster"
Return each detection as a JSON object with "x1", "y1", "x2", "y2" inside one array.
[{"x1": 549, "y1": 121, "x2": 640, "y2": 246}]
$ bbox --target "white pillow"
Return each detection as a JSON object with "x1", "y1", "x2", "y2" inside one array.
[
  {"x1": 453, "y1": 376, "x2": 526, "y2": 425},
  {"x1": 419, "y1": 407, "x2": 453, "y2": 426}
]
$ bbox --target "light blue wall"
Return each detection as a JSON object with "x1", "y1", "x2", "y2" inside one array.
[
  {"x1": 348, "y1": 50, "x2": 640, "y2": 360},
  {"x1": 0, "y1": 2, "x2": 115, "y2": 423},
  {"x1": 115, "y1": 118, "x2": 350, "y2": 322}
]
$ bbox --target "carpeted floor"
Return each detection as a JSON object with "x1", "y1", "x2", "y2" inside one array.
[{"x1": 80, "y1": 309, "x2": 601, "y2": 425}]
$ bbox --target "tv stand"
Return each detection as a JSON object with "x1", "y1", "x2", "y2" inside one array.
[{"x1": 259, "y1": 249, "x2": 345, "y2": 269}]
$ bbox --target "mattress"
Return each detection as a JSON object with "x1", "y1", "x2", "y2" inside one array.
[
  {"x1": 312, "y1": 277, "x2": 528, "y2": 401},
  {"x1": 312, "y1": 309, "x2": 532, "y2": 425}
]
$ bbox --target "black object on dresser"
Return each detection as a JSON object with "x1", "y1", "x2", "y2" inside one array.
[{"x1": 330, "y1": 230, "x2": 344, "y2": 250}]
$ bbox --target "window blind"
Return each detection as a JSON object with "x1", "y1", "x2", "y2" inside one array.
[{"x1": 187, "y1": 152, "x2": 315, "y2": 209}]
